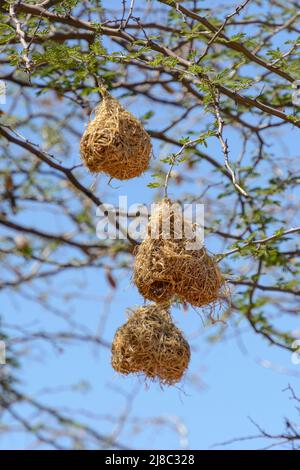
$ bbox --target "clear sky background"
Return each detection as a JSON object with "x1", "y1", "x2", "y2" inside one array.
[{"x1": 0, "y1": 0, "x2": 299, "y2": 450}]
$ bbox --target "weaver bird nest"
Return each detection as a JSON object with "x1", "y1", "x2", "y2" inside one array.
[
  {"x1": 111, "y1": 304, "x2": 190, "y2": 385},
  {"x1": 133, "y1": 199, "x2": 224, "y2": 307},
  {"x1": 80, "y1": 89, "x2": 152, "y2": 180}
]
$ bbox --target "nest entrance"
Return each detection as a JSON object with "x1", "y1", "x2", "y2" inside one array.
[
  {"x1": 133, "y1": 237, "x2": 176, "y2": 303},
  {"x1": 80, "y1": 90, "x2": 152, "y2": 180},
  {"x1": 134, "y1": 199, "x2": 224, "y2": 307},
  {"x1": 111, "y1": 305, "x2": 190, "y2": 385}
]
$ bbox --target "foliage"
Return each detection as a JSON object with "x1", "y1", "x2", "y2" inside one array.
[{"x1": 0, "y1": 0, "x2": 299, "y2": 450}]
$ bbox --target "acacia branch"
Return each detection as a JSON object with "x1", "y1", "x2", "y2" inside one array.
[
  {"x1": 9, "y1": 2, "x2": 33, "y2": 75},
  {"x1": 159, "y1": 0, "x2": 296, "y2": 83},
  {"x1": 220, "y1": 227, "x2": 300, "y2": 259},
  {"x1": 0, "y1": 125, "x2": 136, "y2": 244},
  {"x1": 13, "y1": 2, "x2": 300, "y2": 127}
]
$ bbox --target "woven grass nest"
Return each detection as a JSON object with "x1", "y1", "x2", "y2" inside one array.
[
  {"x1": 111, "y1": 304, "x2": 190, "y2": 385},
  {"x1": 133, "y1": 199, "x2": 224, "y2": 307},
  {"x1": 80, "y1": 89, "x2": 152, "y2": 180}
]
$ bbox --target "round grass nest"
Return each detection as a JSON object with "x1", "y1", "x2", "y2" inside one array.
[
  {"x1": 80, "y1": 90, "x2": 152, "y2": 180},
  {"x1": 133, "y1": 199, "x2": 224, "y2": 307},
  {"x1": 111, "y1": 304, "x2": 190, "y2": 385}
]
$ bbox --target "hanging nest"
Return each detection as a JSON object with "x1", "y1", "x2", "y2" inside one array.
[
  {"x1": 133, "y1": 199, "x2": 224, "y2": 307},
  {"x1": 111, "y1": 304, "x2": 190, "y2": 385},
  {"x1": 80, "y1": 89, "x2": 152, "y2": 180}
]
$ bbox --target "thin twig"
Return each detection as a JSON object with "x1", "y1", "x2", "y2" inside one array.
[
  {"x1": 123, "y1": 0, "x2": 136, "y2": 29},
  {"x1": 9, "y1": 2, "x2": 33, "y2": 78},
  {"x1": 164, "y1": 137, "x2": 203, "y2": 197},
  {"x1": 197, "y1": 0, "x2": 251, "y2": 63},
  {"x1": 220, "y1": 226, "x2": 300, "y2": 259},
  {"x1": 212, "y1": 90, "x2": 249, "y2": 197}
]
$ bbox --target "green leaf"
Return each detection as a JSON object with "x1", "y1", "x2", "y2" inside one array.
[{"x1": 0, "y1": 24, "x2": 15, "y2": 44}]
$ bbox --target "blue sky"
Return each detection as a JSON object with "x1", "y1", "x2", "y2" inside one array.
[{"x1": 0, "y1": 0, "x2": 300, "y2": 450}]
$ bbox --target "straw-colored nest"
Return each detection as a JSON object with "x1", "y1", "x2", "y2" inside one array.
[
  {"x1": 133, "y1": 199, "x2": 224, "y2": 307},
  {"x1": 111, "y1": 305, "x2": 190, "y2": 385},
  {"x1": 80, "y1": 90, "x2": 152, "y2": 180}
]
